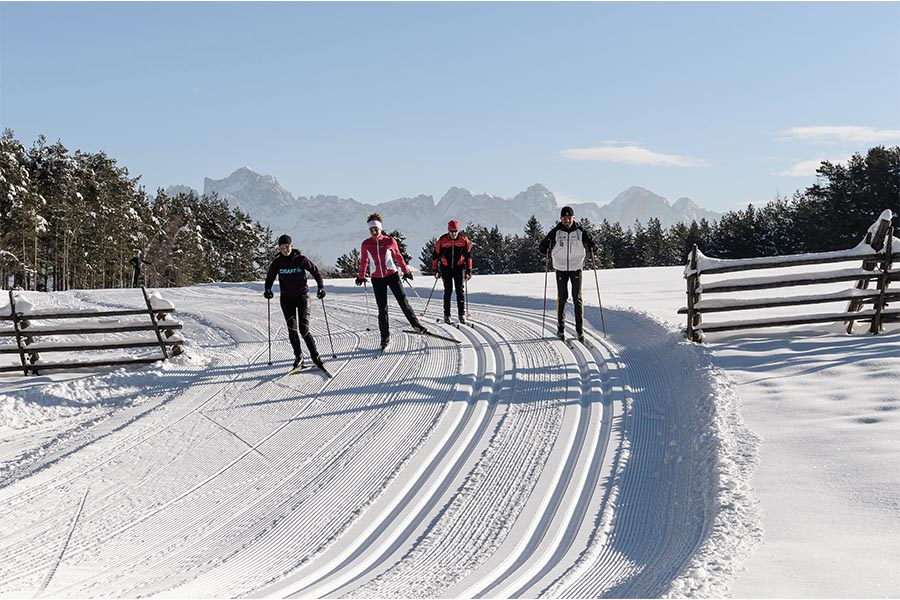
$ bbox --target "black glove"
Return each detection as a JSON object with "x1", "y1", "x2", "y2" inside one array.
[
  {"x1": 263, "y1": 289, "x2": 274, "y2": 299},
  {"x1": 316, "y1": 288, "x2": 326, "y2": 299},
  {"x1": 355, "y1": 277, "x2": 367, "y2": 286},
  {"x1": 465, "y1": 270, "x2": 472, "y2": 281},
  {"x1": 434, "y1": 271, "x2": 441, "y2": 280},
  {"x1": 402, "y1": 272, "x2": 413, "y2": 282}
]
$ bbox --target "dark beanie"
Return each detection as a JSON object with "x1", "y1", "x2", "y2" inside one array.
[
  {"x1": 277, "y1": 234, "x2": 292, "y2": 245},
  {"x1": 560, "y1": 206, "x2": 574, "y2": 217}
]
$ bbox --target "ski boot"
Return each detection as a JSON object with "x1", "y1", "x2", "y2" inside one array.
[
  {"x1": 292, "y1": 355, "x2": 304, "y2": 370},
  {"x1": 458, "y1": 315, "x2": 467, "y2": 325},
  {"x1": 443, "y1": 315, "x2": 452, "y2": 324}
]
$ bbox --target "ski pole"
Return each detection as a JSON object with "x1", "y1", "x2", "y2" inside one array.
[
  {"x1": 591, "y1": 247, "x2": 608, "y2": 338},
  {"x1": 321, "y1": 297, "x2": 337, "y2": 358},
  {"x1": 541, "y1": 250, "x2": 550, "y2": 337},
  {"x1": 421, "y1": 276, "x2": 438, "y2": 316},
  {"x1": 465, "y1": 274, "x2": 470, "y2": 318},
  {"x1": 404, "y1": 277, "x2": 428, "y2": 315},
  {"x1": 266, "y1": 296, "x2": 272, "y2": 365},
  {"x1": 363, "y1": 281, "x2": 372, "y2": 331}
]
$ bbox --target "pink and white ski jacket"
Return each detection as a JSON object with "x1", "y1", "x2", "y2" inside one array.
[{"x1": 358, "y1": 234, "x2": 411, "y2": 280}]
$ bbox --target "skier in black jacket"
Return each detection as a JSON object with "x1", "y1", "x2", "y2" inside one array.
[
  {"x1": 129, "y1": 250, "x2": 151, "y2": 287},
  {"x1": 264, "y1": 234, "x2": 326, "y2": 370},
  {"x1": 538, "y1": 206, "x2": 597, "y2": 342}
]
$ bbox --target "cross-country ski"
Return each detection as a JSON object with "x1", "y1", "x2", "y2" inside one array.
[{"x1": 402, "y1": 329, "x2": 461, "y2": 344}]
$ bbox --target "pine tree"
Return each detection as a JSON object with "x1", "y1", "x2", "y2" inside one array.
[
  {"x1": 0, "y1": 129, "x2": 36, "y2": 288},
  {"x1": 510, "y1": 215, "x2": 546, "y2": 273},
  {"x1": 643, "y1": 217, "x2": 667, "y2": 266},
  {"x1": 385, "y1": 229, "x2": 412, "y2": 266},
  {"x1": 334, "y1": 248, "x2": 361, "y2": 278},
  {"x1": 419, "y1": 237, "x2": 437, "y2": 275}
]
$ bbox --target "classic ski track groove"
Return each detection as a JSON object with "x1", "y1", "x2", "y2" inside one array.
[
  {"x1": 0, "y1": 290, "x2": 716, "y2": 598},
  {"x1": 255, "y1": 318, "x2": 505, "y2": 598}
]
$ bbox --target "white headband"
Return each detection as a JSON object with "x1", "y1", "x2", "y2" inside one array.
[{"x1": 367, "y1": 220, "x2": 382, "y2": 229}]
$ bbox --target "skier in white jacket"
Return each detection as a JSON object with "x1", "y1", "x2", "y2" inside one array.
[{"x1": 538, "y1": 206, "x2": 597, "y2": 342}]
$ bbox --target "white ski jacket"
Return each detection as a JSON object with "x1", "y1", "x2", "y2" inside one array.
[{"x1": 539, "y1": 224, "x2": 596, "y2": 271}]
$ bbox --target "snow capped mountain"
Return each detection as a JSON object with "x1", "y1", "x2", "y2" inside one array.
[
  {"x1": 203, "y1": 167, "x2": 298, "y2": 224},
  {"x1": 180, "y1": 168, "x2": 719, "y2": 267},
  {"x1": 163, "y1": 184, "x2": 198, "y2": 197},
  {"x1": 596, "y1": 186, "x2": 720, "y2": 228}
]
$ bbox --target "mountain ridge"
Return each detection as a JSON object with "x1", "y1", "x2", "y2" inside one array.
[{"x1": 167, "y1": 168, "x2": 720, "y2": 266}]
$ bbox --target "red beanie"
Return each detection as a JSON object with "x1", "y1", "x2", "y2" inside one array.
[{"x1": 448, "y1": 220, "x2": 460, "y2": 231}]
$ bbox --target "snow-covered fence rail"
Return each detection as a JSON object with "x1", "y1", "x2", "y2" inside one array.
[
  {"x1": 0, "y1": 287, "x2": 184, "y2": 376},
  {"x1": 680, "y1": 210, "x2": 899, "y2": 342}
]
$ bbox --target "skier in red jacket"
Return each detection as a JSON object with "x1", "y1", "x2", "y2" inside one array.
[
  {"x1": 356, "y1": 213, "x2": 428, "y2": 350},
  {"x1": 432, "y1": 219, "x2": 472, "y2": 324}
]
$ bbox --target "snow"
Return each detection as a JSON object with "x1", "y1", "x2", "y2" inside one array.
[
  {"x1": 149, "y1": 291, "x2": 174, "y2": 310},
  {"x1": 0, "y1": 267, "x2": 897, "y2": 598},
  {"x1": 685, "y1": 238, "x2": 897, "y2": 275}
]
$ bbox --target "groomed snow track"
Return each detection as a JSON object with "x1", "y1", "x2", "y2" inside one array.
[{"x1": 0, "y1": 283, "x2": 722, "y2": 598}]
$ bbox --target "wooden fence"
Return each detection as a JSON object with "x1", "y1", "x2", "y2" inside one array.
[
  {"x1": 680, "y1": 210, "x2": 900, "y2": 342},
  {"x1": 0, "y1": 287, "x2": 184, "y2": 375}
]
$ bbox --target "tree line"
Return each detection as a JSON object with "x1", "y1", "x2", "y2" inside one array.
[
  {"x1": 335, "y1": 145, "x2": 898, "y2": 276},
  {"x1": 1, "y1": 129, "x2": 275, "y2": 291}
]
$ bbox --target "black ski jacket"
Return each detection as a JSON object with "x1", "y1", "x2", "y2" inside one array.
[{"x1": 265, "y1": 250, "x2": 324, "y2": 296}]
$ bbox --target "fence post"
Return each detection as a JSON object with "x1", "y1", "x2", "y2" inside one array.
[
  {"x1": 847, "y1": 222, "x2": 888, "y2": 333},
  {"x1": 8, "y1": 290, "x2": 29, "y2": 376},
  {"x1": 140, "y1": 286, "x2": 170, "y2": 359},
  {"x1": 686, "y1": 245, "x2": 702, "y2": 342},
  {"x1": 870, "y1": 226, "x2": 894, "y2": 334}
]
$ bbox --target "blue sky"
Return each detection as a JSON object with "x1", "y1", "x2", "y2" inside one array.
[{"x1": 2, "y1": 2, "x2": 898, "y2": 213}]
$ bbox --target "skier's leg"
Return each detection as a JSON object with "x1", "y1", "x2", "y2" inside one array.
[
  {"x1": 389, "y1": 273, "x2": 424, "y2": 330},
  {"x1": 280, "y1": 296, "x2": 304, "y2": 358},
  {"x1": 371, "y1": 277, "x2": 390, "y2": 343},
  {"x1": 572, "y1": 270, "x2": 584, "y2": 335},
  {"x1": 555, "y1": 270, "x2": 569, "y2": 335},
  {"x1": 442, "y1": 271, "x2": 453, "y2": 319},
  {"x1": 454, "y1": 269, "x2": 465, "y2": 318},
  {"x1": 297, "y1": 294, "x2": 320, "y2": 360}
]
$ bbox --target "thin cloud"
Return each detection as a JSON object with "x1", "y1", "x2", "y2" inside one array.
[
  {"x1": 780, "y1": 126, "x2": 900, "y2": 144},
  {"x1": 560, "y1": 145, "x2": 710, "y2": 167},
  {"x1": 778, "y1": 156, "x2": 850, "y2": 177}
]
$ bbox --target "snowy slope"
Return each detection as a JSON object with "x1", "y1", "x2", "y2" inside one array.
[{"x1": 0, "y1": 265, "x2": 897, "y2": 598}]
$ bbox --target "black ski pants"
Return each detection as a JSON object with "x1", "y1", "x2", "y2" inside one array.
[
  {"x1": 441, "y1": 268, "x2": 466, "y2": 318},
  {"x1": 555, "y1": 269, "x2": 584, "y2": 335},
  {"x1": 279, "y1": 293, "x2": 320, "y2": 359},
  {"x1": 372, "y1": 272, "x2": 422, "y2": 343}
]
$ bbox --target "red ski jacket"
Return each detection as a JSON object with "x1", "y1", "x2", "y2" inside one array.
[
  {"x1": 432, "y1": 233, "x2": 473, "y2": 272},
  {"x1": 359, "y1": 234, "x2": 410, "y2": 279}
]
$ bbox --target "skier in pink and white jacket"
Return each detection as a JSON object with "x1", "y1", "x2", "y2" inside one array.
[{"x1": 355, "y1": 213, "x2": 428, "y2": 350}]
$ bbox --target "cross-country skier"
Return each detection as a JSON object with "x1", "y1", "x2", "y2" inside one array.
[
  {"x1": 432, "y1": 219, "x2": 472, "y2": 324},
  {"x1": 264, "y1": 234, "x2": 327, "y2": 370},
  {"x1": 128, "y1": 250, "x2": 151, "y2": 287},
  {"x1": 355, "y1": 213, "x2": 429, "y2": 350},
  {"x1": 538, "y1": 206, "x2": 597, "y2": 342}
]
